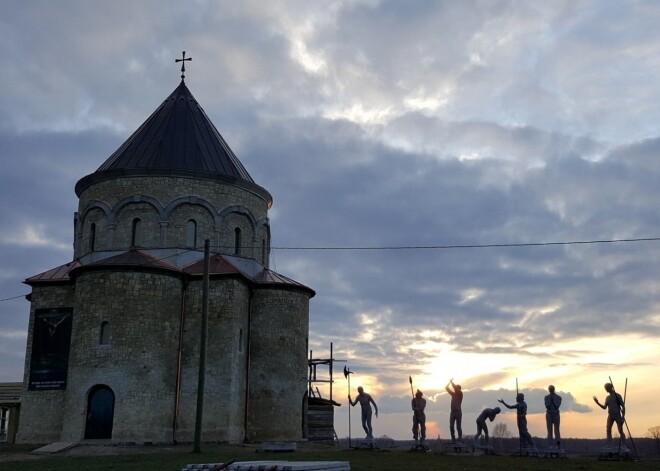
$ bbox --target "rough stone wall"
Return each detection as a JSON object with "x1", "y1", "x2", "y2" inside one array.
[
  {"x1": 168, "y1": 204, "x2": 215, "y2": 249},
  {"x1": 113, "y1": 202, "x2": 161, "y2": 249},
  {"x1": 16, "y1": 285, "x2": 74, "y2": 443},
  {"x1": 255, "y1": 224, "x2": 270, "y2": 266},
  {"x1": 219, "y1": 212, "x2": 255, "y2": 258},
  {"x1": 176, "y1": 277, "x2": 249, "y2": 443},
  {"x1": 19, "y1": 162, "x2": 309, "y2": 445},
  {"x1": 81, "y1": 207, "x2": 108, "y2": 253},
  {"x1": 246, "y1": 288, "x2": 310, "y2": 441},
  {"x1": 59, "y1": 270, "x2": 183, "y2": 442},
  {"x1": 79, "y1": 177, "x2": 268, "y2": 213},
  {"x1": 74, "y1": 176, "x2": 269, "y2": 262}
]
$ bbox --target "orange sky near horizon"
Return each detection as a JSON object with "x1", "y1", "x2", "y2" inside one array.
[{"x1": 326, "y1": 335, "x2": 660, "y2": 441}]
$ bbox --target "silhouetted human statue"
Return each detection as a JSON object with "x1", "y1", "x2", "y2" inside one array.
[
  {"x1": 593, "y1": 383, "x2": 625, "y2": 444},
  {"x1": 349, "y1": 386, "x2": 378, "y2": 440},
  {"x1": 499, "y1": 393, "x2": 535, "y2": 448},
  {"x1": 411, "y1": 389, "x2": 426, "y2": 443},
  {"x1": 544, "y1": 384, "x2": 562, "y2": 448},
  {"x1": 474, "y1": 407, "x2": 500, "y2": 445},
  {"x1": 445, "y1": 379, "x2": 463, "y2": 442}
]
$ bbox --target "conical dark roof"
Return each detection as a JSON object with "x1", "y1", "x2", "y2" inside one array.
[{"x1": 75, "y1": 81, "x2": 271, "y2": 204}]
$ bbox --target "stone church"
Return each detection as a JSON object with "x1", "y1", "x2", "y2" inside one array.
[{"x1": 16, "y1": 73, "x2": 315, "y2": 444}]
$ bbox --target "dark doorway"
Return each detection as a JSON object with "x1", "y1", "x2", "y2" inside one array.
[{"x1": 85, "y1": 385, "x2": 114, "y2": 439}]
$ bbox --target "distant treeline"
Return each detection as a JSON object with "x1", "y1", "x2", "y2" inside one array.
[{"x1": 336, "y1": 437, "x2": 660, "y2": 458}]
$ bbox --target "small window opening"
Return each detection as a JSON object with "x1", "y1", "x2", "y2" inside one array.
[
  {"x1": 234, "y1": 227, "x2": 242, "y2": 255},
  {"x1": 131, "y1": 218, "x2": 141, "y2": 247},
  {"x1": 186, "y1": 220, "x2": 197, "y2": 248},
  {"x1": 239, "y1": 328, "x2": 243, "y2": 352},
  {"x1": 90, "y1": 223, "x2": 96, "y2": 252},
  {"x1": 100, "y1": 321, "x2": 110, "y2": 345}
]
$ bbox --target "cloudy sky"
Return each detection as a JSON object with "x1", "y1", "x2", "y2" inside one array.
[{"x1": 2, "y1": 0, "x2": 660, "y2": 441}]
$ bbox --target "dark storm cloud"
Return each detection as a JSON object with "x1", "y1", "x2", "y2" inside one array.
[{"x1": 247, "y1": 114, "x2": 660, "y2": 356}]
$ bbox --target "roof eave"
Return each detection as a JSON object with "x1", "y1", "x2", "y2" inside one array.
[
  {"x1": 75, "y1": 168, "x2": 273, "y2": 207},
  {"x1": 252, "y1": 282, "x2": 316, "y2": 298},
  {"x1": 68, "y1": 263, "x2": 183, "y2": 281}
]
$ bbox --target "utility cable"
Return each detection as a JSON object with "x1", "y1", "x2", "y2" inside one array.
[{"x1": 3, "y1": 236, "x2": 660, "y2": 303}]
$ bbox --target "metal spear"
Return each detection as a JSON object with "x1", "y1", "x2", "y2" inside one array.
[{"x1": 344, "y1": 366, "x2": 353, "y2": 448}]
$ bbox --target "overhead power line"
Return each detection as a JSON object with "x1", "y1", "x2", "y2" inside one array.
[
  {"x1": 266, "y1": 236, "x2": 660, "y2": 251},
  {"x1": 2, "y1": 236, "x2": 660, "y2": 304},
  {"x1": 0, "y1": 294, "x2": 27, "y2": 302}
]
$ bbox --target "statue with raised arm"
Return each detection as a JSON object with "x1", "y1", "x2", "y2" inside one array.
[
  {"x1": 411, "y1": 389, "x2": 426, "y2": 443},
  {"x1": 544, "y1": 384, "x2": 562, "y2": 448},
  {"x1": 445, "y1": 379, "x2": 463, "y2": 443},
  {"x1": 593, "y1": 383, "x2": 625, "y2": 444},
  {"x1": 498, "y1": 393, "x2": 535, "y2": 448},
  {"x1": 349, "y1": 386, "x2": 378, "y2": 440},
  {"x1": 474, "y1": 407, "x2": 500, "y2": 446}
]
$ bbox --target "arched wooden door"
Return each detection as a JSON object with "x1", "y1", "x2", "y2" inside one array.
[{"x1": 85, "y1": 385, "x2": 115, "y2": 439}]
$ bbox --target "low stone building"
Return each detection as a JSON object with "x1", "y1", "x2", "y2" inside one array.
[
  {"x1": 0, "y1": 382, "x2": 22, "y2": 444},
  {"x1": 16, "y1": 76, "x2": 314, "y2": 444}
]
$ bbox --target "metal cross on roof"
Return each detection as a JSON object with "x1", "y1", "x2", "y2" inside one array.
[{"x1": 175, "y1": 51, "x2": 192, "y2": 81}]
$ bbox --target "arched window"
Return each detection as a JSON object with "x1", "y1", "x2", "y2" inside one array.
[
  {"x1": 131, "y1": 218, "x2": 141, "y2": 247},
  {"x1": 99, "y1": 321, "x2": 110, "y2": 345},
  {"x1": 186, "y1": 219, "x2": 197, "y2": 248},
  {"x1": 234, "y1": 227, "x2": 242, "y2": 255},
  {"x1": 89, "y1": 223, "x2": 96, "y2": 252}
]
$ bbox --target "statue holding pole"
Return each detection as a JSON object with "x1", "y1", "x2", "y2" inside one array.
[
  {"x1": 498, "y1": 392, "x2": 535, "y2": 451},
  {"x1": 593, "y1": 382, "x2": 625, "y2": 444},
  {"x1": 348, "y1": 385, "x2": 378, "y2": 443},
  {"x1": 445, "y1": 378, "x2": 463, "y2": 443},
  {"x1": 409, "y1": 376, "x2": 427, "y2": 447},
  {"x1": 593, "y1": 377, "x2": 639, "y2": 459}
]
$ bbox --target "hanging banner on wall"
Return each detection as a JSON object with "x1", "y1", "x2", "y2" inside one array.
[{"x1": 28, "y1": 308, "x2": 73, "y2": 391}]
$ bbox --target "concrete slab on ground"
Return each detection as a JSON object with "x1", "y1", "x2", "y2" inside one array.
[
  {"x1": 182, "y1": 461, "x2": 350, "y2": 471},
  {"x1": 259, "y1": 441, "x2": 298, "y2": 452},
  {"x1": 32, "y1": 442, "x2": 79, "y2": 454}
]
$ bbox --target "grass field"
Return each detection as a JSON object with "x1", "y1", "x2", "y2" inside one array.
[{"x1": 1, "y1": 442, "x2": 658, "y2": 471}]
